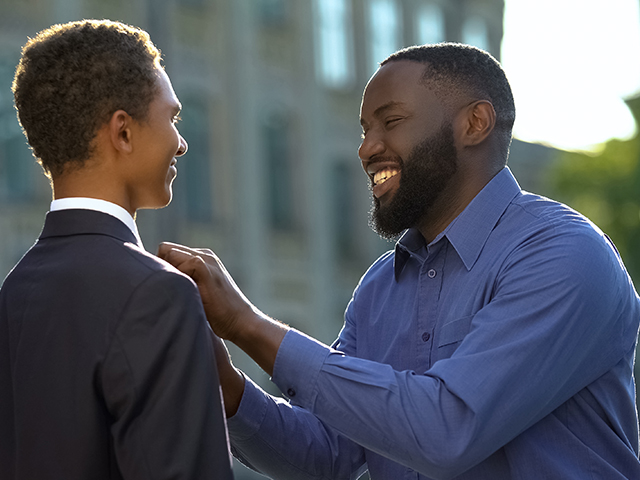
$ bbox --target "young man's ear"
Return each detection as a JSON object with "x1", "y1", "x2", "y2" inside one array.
[
  {"x1": 108, "y1": 110, "x2": 134, "y2": 154},
  {"x1": 456, "y1": 100, "x2": 496, "y2": 147}
]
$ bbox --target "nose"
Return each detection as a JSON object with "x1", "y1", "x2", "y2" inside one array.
[
  {"x1": 358, "y1": 130, "x2": 385, "y2": 163},
  {"x1": 176, "y1": 135, "x2": 188, "y2": 157}
]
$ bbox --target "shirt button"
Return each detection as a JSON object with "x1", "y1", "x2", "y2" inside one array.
[
  {"x1": 427, "y1": 269, "x2": 437, "y2": 278},
  {"x1": 287, "y1": 388, "x2": 296, "y2": 397},
  {"x1": 422, "y1": 332, "x2": 431, "y2": 342}
]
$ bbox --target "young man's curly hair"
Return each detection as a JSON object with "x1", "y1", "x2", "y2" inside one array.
[{"x1": 12, "y1": 19, "x2": 163, "y2": 177}]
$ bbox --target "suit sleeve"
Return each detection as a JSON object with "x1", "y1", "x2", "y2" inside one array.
[{"x1": 101, "y1": 270, "x2": 233, "y2": 479}]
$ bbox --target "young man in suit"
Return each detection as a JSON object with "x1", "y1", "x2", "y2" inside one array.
[{"x1": 0, "y1": 20, "x2": 233, "y2": 479}]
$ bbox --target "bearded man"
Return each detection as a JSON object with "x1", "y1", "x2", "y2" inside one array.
[{"x1": 160, "y1": 44, "x2": 640, "y2": 479}]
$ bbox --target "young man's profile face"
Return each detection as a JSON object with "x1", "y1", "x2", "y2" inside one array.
[{"x1": 125, "y1": 68, "x2": 187, "y2": 211}]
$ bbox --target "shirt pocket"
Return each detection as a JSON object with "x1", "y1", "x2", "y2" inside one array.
[{"x1": 435, "y1": 314, "x2": 474, "y2": 361}]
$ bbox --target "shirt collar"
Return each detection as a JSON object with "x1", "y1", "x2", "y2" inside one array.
[
  {"x1": 394, "y1": 167, "x2": 521, "y2": 279},
  {"x1": 50, "y1": 197, "x2": 143, "y2": 248}
]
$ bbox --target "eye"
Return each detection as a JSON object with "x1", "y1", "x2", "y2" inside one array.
[
  {"x1": 384, "y1": 117, "x2": 402, "y2": 128},
  {"x1": 172, "y1": 115, "x2": 182, "y2": 125}
]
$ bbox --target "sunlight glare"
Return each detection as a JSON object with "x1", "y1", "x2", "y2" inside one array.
[{"x1": 501, "y1": 0, "x2": 640, "y2": 151}]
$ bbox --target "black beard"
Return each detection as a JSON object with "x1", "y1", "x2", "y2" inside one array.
[{"x1": 369, "y1": 122, "x2": 458, "y2": 240}]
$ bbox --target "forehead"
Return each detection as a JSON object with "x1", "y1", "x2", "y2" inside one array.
[
  {"x1": 152, "y1": 69, "x2": 180, "y2": 110},
  {"x1": 360, "y1": 60, "x2": 440, "y2": 119}
]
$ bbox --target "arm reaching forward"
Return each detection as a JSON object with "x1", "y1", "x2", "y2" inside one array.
[{"x1": 157, "y1": 243, "x2": 288, "y2": 375}]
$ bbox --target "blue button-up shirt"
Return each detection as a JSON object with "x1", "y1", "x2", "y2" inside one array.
[{"x1": 228, "y1": 168, "x2": 640, "y2": 479}]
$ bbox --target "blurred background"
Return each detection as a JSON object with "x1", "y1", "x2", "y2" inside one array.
[{"x1": 1, "y1": 0, "x2": 639, "y2": 478}]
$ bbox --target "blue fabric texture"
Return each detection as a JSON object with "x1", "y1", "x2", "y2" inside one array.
[{"x1": 229, "y1": 168, "x2": 640, "y2": 480}]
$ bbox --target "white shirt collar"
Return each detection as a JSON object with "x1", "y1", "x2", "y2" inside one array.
[{"x1": 50, "y1": 197, "x2": 143, "y2": 247}]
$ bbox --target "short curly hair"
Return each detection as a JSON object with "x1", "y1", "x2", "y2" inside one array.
[
  {"x1": 12, "y1": 19, "x2": 163, "y2": 177},
  {"x1": 381, "y1": 43, "x2": 516, "y2": 159}
]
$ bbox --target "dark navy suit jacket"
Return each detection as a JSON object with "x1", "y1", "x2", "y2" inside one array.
[{"x1": 0, "y1": 209, "x2": 233, "y2": 479}]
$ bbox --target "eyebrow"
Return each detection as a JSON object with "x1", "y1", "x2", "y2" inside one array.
[
  {"x1": 172, "y1": 102, "x2": 182, "y2": 115},
  {"x1": 360, "y1": 101, "x2": 405, "y2": 126}
]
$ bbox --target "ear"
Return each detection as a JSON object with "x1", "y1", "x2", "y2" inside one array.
[
  {"x1": 108, "y1": 109, "x2": 134, "y2": 154},
  {"x1": 456, "y1": 100, "x2": 496, "y2": 147}
]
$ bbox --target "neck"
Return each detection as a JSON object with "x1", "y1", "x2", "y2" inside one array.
[
  {"x1": 416, "y1": 163, "x2": 503, "y2": 243},
  {"x1": 52, "y1": 160, "x2": 134, "y2": 216}
]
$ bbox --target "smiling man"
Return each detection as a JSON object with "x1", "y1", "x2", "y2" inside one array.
[
  {"x1": 160, "y1": 44, "x2": 640, "y2": 479},
  {"x1": 0, "y1": 20, "x2": 233, "y2": 479}
]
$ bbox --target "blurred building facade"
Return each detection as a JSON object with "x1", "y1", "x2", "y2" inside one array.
[
  {"x1": 0, "y1": 0, "x2": 509, "y2": 335},
  {"x1": 0, "y1": 0, "x2": 510, "y2": 476}
]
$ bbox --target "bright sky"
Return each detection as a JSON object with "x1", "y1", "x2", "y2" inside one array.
[{"x1": 501, "y1": 0, "x2": 640, "y2": 152}]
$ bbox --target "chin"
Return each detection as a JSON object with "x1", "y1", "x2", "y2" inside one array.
[
  {"x1": 139, "y1": 193, "x2": 173, "y2": 211},
  {"x1": 158, "y1": 194, "x2": 173, "y2": 209}
]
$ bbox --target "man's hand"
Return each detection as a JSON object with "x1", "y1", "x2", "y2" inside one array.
[
  {"x1": 157, "y1": 242, "x2": 254, "y2": 342},
  {"x1": 157, "y1": 242, "x2": 288, "y2": 376}
]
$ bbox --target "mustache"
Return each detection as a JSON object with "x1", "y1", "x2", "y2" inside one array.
[{"x1": 366, "y1": 156, "x2": 404, "y2": 168}]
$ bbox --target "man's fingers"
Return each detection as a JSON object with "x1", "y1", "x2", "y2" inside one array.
[
  {"x1": 156, "y1": 245, "x2": 210, "y2": 281},
  {"x1": 158, "y1": 243, "x2": 219, "y2": 269},
  {"x1": 166, "y1": 249, "x2": 197, "y2": 274},
  {"x1": 158, "y1": 241, "x2": 240, "y2": 303},
  {"x1": 158, "y1": 241, "x2": 199, "y2": 260},
  {"x1": 157, "y1": 244, "x2": 191, "y2": 266}
]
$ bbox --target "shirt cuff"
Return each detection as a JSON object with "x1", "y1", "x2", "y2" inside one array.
[
  {"x1": 272, "y1": 329, "x2": 331, "y2": 410},
  {"x1": 226, "y1": 374, "x2": 268, "y2": 441}
]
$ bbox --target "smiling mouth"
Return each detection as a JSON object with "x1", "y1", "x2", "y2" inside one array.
[{"x1": 373, "y1": 168, "x2": 399, "y2": 186}]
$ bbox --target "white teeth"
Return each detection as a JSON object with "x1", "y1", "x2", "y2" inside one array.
[{"x1": 374, "y1": 169, "x2": 398, "y2": 186}]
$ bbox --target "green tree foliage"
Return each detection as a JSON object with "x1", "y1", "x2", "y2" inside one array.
[{"x1": 546, "y1": 96, "x2": 640, "y2": 285}]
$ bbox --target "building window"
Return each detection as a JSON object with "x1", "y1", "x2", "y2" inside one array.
[
  {"x1": 314, "y1": 0, "x2": 354, "y2": 89},
  {"x1": 175, "y1": 97, "x2": 213, "y2": 222},
  {"x1": 369, "y1": 0, "x2": 401, "y2": 73},
  {"x1": 263, "y1": 113, "x2": 295, "y2": 230},
  {"x1": 416, "y1": 3, "x2": 445, "y2": 45},
  {"x1": 462, "y1": 16, "x2": 489, "y2": 52}
]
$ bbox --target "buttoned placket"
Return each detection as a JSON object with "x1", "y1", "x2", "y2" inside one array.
[{"x1": 415, "y1": 240, "x2": 447, "y2": 372}]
